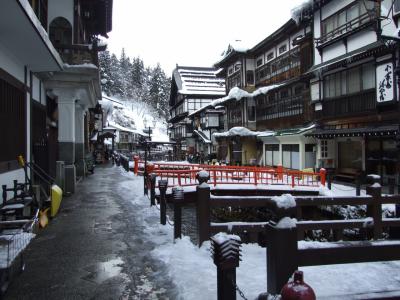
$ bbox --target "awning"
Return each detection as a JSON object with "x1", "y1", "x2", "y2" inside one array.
[
  {"x1": 306, "y1": 125, "x2": 399, "y2": 139},
  {"x1": 193, "y1": 130, "x2": 211, "y2": 144},
  {"x1": 306, "y1": 41, "x2": 385, "y2": 74}
]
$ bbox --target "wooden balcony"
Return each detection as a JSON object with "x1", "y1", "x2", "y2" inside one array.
[
  {"x1": 318, "y1": 89, "x2": 376, "y2": 119},
  {"x1": 55, "y1": 44, "x2": 100, "y2": 66},
  {"x1": 316, "y1": 11, "x2": 377, "y2": 49}
]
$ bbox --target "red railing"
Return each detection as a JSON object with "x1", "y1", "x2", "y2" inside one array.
[{"x1": 134, "y1": 158, "x2": 326, "y2": 188}]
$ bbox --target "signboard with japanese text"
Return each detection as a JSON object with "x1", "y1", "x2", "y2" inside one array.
[{"x1": 376, "y1": 63, "x2": 394, "y2": 103}]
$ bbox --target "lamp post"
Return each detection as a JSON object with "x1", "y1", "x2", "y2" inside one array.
[{"x1": 143, "y1": 118, "x2": 156, "y2": 195}]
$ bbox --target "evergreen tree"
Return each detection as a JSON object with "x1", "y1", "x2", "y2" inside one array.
[{"x1": 98, "y1": 50, "x2": 113, "y2": 96}]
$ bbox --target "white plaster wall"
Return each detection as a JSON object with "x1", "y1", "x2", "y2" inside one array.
[
  {"x1": 32, "y1": 74, "x2": 41, "y2": 102},
  {"x1": 0, "y1": 169, "x2": 25, "y2": 200},
  {"x1": 321, "y1": 0, "x2": 355, "y2": 19},
  {"x1": 313, "y1": 11, "x2": 322, "y2": 65},
  {"x1": 347, "y1": 30, "x2": 377, "y2": 52},
  {"x1": 48, "y1": 0, "x2": 74, "y2": 35},
  {"x1": 381, "y1": 0, "x2": 398, "y2": 36},
  {"x1": 246, "y1": 58, "x2": 255, "y2": 70},
  {"x1": 0, "y1": 42, "x2": 25, "y2": 82},
  {"x1": 323, "y1": 42, "x2": 346, "y2": 62},
  {"x1": 276, "y1": 40, "x2": 289, "y2": 57}
]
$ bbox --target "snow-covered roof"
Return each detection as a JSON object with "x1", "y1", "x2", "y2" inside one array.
[
  {"x1": 215, "y1": 40, "x2": 252, "y2": 66},
  {"x1": 214, "y1": 124, "x2": 315, "y2": 139},
  {"x1": 173, "y1": 66, "x2": 226, "y2": 96},
  {"x1": 108, "y1": 122, "x2": 146, "y2": 136},
  {"x1": 193, "y1": 130, "x2": 211, "y2": 144},
  {"x1": 211, "y1": 84, "x2": 282, "y2": 107},
  {"x1": 213, "y1": 127, "x2": 274, "y2": 138}
]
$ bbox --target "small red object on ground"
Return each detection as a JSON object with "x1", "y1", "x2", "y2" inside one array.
[{"x1": 281, "y1": 271, "x2": 316, "y2": 300}]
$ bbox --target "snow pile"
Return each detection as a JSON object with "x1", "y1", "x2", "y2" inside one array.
[
  {"x1": 214, "y1": 126, "x2": 259, "y2": 138},
  {"x1": 291, "y1": 0, "x2": 313, "y2": 24},
  {"x1": 272, "y1": 194, "x2": 296, "y2": 209},
  {"x1": 276, "y1": 217, "x2": 297, "y2": 229},
  {"x1": 211, "y1": 232, "x2": 241, "y2": 244}
]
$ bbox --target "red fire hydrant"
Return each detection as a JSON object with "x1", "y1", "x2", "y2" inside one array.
[{"x1": 281, "y1": 271, "x2": 316, "y2": 300}]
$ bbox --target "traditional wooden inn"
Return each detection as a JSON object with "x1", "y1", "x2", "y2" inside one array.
[
  {"x1": 187, "y1": 103, "x2": 225, "y2": 161},
  {"x1": 169, "y1": 66, "x2": 226, "y2": 160},
  {"x1": 213, "y1": 16, "x2": 317, "y2": 169},
  {"x1": 0, "y1": 0, "x2": 113, "y2": 196},
  {"x1": 304, "y1": 0, "x2": 399, "y2": 184}
]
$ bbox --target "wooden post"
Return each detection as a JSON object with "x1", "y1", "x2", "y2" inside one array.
[
  {"x1": 355, "y1": 175, "x2": 361, "y2": 196},
  {"x1": 327, "y1": 170, "x2": 332, "y2": 190},
  {"x1": 213, "y1": 169, "x2": 217, "y2": 187},
  {"x1": 172, "y1": 187, "x2": 184, "y2": 239},
  {"x1": 254, "y1": 167, "x2": 258, "y2": 186},
  {"x1": 2, "y1": 185, "x2": 7, "y2": 206},
  {"x1": 266, "y1": 219, "x2": 298, "y2": 295},
  {"x1": 149, "y1": 173, "x2": 157, "y2": 206},
  {"x1": 366, "y1": 183, "x2": 382, "y2": 240},
  {"x1": 133, "y1": 156, "x2": 139, "y2": 175},
  {"x1": 319, "y1": 168, "x2": 326, "y2": 186},
  {"x1": 277, "y1": 165, "x2": 283, "y2": 181},
  {"x1": 196, "y1": 182, "x2": 211, "y2": 246},
  {"x1": 211, "y1": 235, "x2": 241, "y2": 300},
  {"x1": 158, "y1": 180, "x2": 168, "y2": 225}
]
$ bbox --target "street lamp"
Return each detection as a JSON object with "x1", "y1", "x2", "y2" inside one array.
[{"x1": 143, "y1": 118, "x2": 156, "y2": 195}]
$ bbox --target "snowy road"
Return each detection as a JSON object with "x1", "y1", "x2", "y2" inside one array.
[{"x1": 5, "y1": 165, "x2": 400, "y2": 299}]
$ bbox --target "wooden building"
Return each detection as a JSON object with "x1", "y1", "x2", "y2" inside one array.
[
  {"x1": 168, "y1": 66, "x2": 226, "y2": 160},
  {"x1": 214, "y1": 16, "x2": 317, "y2": 169},
  {"x1": 305, "y1": 0, "x2": 400, "y2": 185}
]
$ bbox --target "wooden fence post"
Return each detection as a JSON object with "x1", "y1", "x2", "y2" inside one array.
[
  {"x1": 319, "y1": 168, "x2": 326, "y2": 186},
  {"x1": 211, "y1": 235, "x2": 242, "y2": 300},
  {"x1": 172, "y1": 187, "x2": 184, "y2": 239},
  {"x1": 158, "y1": 180, "x2": 168, "y2": 225},
  {"x1": 196, "y1": 177, "x2": 211, "y2": 246},
  {"x1": 277, "y1": 165, "x2": 283, "y2": 181},
  {"x1": 366, "y1": 182, "x2": 382, "y2": 240},
  {"x1": 266, "y1": 218, "x2": 298, "y2": 295},
  {"x1": 149, "y1": 173, "x2": 157, "y2": 206},
  {"x1": 133, "y1": 155, "x2": 139, "y2": 175}
]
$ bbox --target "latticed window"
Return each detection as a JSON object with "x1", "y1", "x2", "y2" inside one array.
[{"x1": 0, "y1": 73, "x2": 26, "y2": 173}]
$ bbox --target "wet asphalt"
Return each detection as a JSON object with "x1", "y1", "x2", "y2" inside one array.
[{"x1": 4, "y1": 164, "x2": 178, "y2": 300}]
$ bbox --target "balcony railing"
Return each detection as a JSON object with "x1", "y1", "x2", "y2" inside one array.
[
  {"x1": 319, "y1": 89, "x2": 376, "y2": 119},
  {"x1": 55, "y1": 44, "x2": 99, "y2": 66},
  {"x1": 316, "y1": 11, "x2": 377, "y2": 47}
]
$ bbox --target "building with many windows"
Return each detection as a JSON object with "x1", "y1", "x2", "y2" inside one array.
[
  {"x1": 305, "y1": 0, "x2": 399, "y2": 184},
  {"x1": 168, "y1": 66, "x2": 225, "y2": 160}
]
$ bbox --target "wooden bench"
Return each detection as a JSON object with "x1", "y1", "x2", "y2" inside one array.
[{"x1": 335, "y1": 168, "x2": 359, "y2": 181}]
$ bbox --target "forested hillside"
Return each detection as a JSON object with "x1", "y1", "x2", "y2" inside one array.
[{"x1": 99, "y1": 49, "x2": 171, "y2": 121}]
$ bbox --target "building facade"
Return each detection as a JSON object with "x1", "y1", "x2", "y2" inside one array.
[
  {"x1": 0, "y1": 0, "x2": 113, "y2": 196},
  {"x1": 168, "y1": 66, "x2": 226, "y2": 160},
  {"x1": 306, "y1": 0, "x2": 399, "y2": 184}
]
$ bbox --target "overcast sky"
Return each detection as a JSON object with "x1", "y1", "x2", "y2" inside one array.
[{"x1": 107, "y1": 0, "x2": 307, "y2": 76}]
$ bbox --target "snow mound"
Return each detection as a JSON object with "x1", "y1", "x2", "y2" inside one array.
[{"x1": 272, "y1": 194, "x2": 296, "y2": 209}]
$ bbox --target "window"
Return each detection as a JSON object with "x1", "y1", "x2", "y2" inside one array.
[
  {"x1": 278, "y1": 45, "x2": 287, "y2": 54},
  {"x1": 0, "y1": 73, "x2": 26, "y2": 173},
  {"x1": 246, "y1": 71, "x2": 254, "y2": 85},
  {"x1": 267, "y1": 52, "x2": 274, "y2": 61},
  {"x1": 265, "y1": 144, "x2": 279, "y2": 166},
  {"x1": 234, "y1": 64, "x2": 241, "y2": 71},
  {"x1": 321, "y1": 1, "x2": 376, "y2": 43},
  {"x1": 256, "y1": 58, "x2": 263, "y2": 67},
  {"x1": 282, "y1": 144, "x2": 300, "y2": 169},
  {"x1": 323, "y1": 63, "x2": 375, "y2": 98},
  {"x1": 228, "y1": 67, "x2": 234, "y2": 75},
  {"x1": 321, "y1": 140, "x2": 328, "y2": 158},
  {"x1": 247, "y1": 98, "x2": 256, "y2": 122}
]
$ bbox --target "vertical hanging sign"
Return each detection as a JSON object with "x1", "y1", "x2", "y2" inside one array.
[{"x1": 376, "y1": 62, "x2": 394, "y2": 103}]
